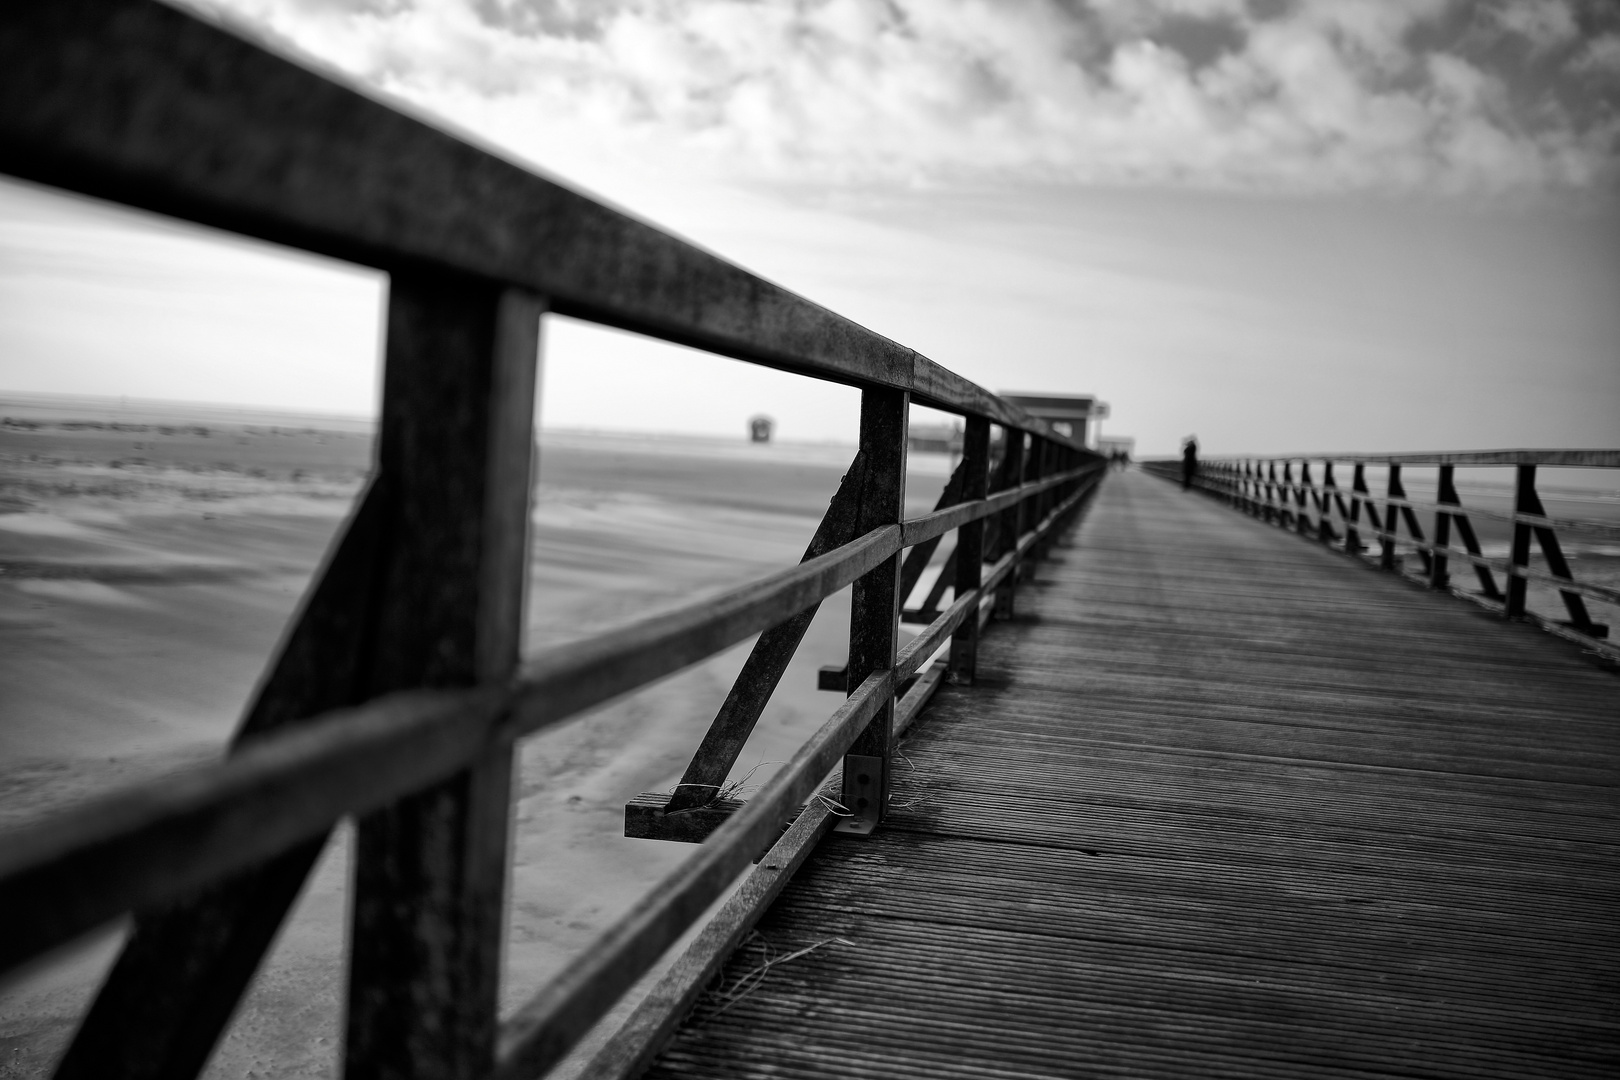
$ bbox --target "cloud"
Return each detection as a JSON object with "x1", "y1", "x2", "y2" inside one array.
[{"x1": 189, "y1": 0, "x2": 1620, "y2": 195}]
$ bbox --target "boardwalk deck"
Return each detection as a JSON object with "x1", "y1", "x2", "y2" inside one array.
[{"x1": 641, "y1": 469, "x2": 1620, "y2": 1080}]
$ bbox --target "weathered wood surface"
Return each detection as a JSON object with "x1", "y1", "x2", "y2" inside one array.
[{"x1": 643, "y1": 468, "x2": 1620, "y2": 1079}]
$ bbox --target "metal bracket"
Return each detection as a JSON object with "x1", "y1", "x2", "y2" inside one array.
[{"x1": 834, "y1": 755, "x2": 884, "y2": 835}]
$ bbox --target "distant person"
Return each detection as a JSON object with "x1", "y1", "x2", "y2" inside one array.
[{"x1": 1181, "y1": 436, "x2": 1198, "y2": 489}]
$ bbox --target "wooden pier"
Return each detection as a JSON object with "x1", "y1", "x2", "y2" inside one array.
[
  {"x1": 624, "y1": 469, "x2": 1620, "y2": 1079},
  {"x1": 3, "y1": 8, "x2": 1617, "y2": 1079}
]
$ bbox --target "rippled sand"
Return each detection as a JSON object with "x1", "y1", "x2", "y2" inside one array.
[{"x1": 0, "y1": 396, "x2": 949, "y2": 1078}]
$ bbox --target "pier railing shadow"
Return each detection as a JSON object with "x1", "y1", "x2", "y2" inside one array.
[
  {"x1": 0, "y1": 5, "x2": 1105, "y2": 1079},
  {"x1": 1141, "y1": 451, "x2": 1620, "y2": 665}
]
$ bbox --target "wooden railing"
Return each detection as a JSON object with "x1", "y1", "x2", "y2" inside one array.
[
  {"x1": 0, "y1": 5, "x2": 1106, "y2": 1080},
  {"x1": 1141, "y1": 451, "x2": 1620, "y2": 663}
]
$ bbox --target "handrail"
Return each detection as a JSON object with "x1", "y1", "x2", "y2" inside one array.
[
  {"x1": 1141, "y1": 452, "x2": 1618, "y2": 663},
  {"x1": 0, "y1": 4, "x2": 1108, "y2": 1078},
  {"x1": 1185, "y1": 450, "x2": 1620, "y2": 468}
]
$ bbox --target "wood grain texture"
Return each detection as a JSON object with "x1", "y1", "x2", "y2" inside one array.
[
  {"x1": 493, "y1": 672, "x2": 893, "y2": 1080},
  {"x1": 642, "y1": 469, "x2": 1620, "y2": 1080},
  {"x1": 840, "y1": 388, "x2": 908, "y2": 834},
  {"x1": 344, "y1": 276, "x2": 542, "y2": 1080}
]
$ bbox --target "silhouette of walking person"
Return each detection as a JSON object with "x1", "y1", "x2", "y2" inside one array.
[{"x1": 1181, "y1": 436, "x2": 1198, "y2": 490}]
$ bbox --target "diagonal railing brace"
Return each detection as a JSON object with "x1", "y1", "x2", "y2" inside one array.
[{"x1": 661, "y1": 453, "x2": 871, "y2": 813}]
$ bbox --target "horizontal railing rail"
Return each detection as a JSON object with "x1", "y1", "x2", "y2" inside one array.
[
  {"x1": 0, "y1": 5, "x2": 1107, "y2": 1080},
  {"x1": 1141, "y1": 450, "x2": 1619, "y2": 663}
]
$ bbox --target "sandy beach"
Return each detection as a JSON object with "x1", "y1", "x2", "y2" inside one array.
[
  {"x1": 2, "y1": 396, "x2": 1613, "y2": 1078},
  {"x1": 0, "y1": 395, "x2": 952, "y2": 1078}
]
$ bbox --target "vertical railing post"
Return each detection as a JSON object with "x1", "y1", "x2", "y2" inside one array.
[
  {"x1": 1318, "y1": 461, "x2": 1339, "y2": 544},
  {"x1": 1506, "y1": 465, "x2": 1535, "y2": 618},
  {"x1": 1346, "y1": 463, "x2": 1369, "y2": 554},
  {"x1": 1299, "y1": 462, "x2": 1317, "y2": 537},
  {"x1": 1021, "y1": 435, "x2": 1043, "y2": 571},
  {"x1": 837, "y1": 387, "x2": 907, "y2": 835},
  {"x1": 1036, "y1": 437, "x2": 1056, "y2": 556},
  {"x1": 993, "y1": 430, "x2": 1027, "y2": 619},
  {"x1": 1021, "y1": 434, "x2": 1042, "y2": 578},
  {"x1": 1025, "y1": 436, "x2": 1044, "y2": 563},
  {"x1": 1430, "y1": 465, "x2": 1455, "y2": 590},
  {"x1": 949, "y1": 416, "x2": 990, "y2": 685},
  {"x1": 345, "y1": 277, "x2": 544, "y2": 1080},
  {"x1": 1381, "y1": 465, "x2": 1402, "y2": 570}
]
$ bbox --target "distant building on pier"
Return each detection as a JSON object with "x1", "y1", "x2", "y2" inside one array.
[
  {"x1": 1097, "y1": 435, "x2": 1135, "y2": 460},
  {"x1": 999, "y1": 393, "x2": 1110, "y2": 448}
]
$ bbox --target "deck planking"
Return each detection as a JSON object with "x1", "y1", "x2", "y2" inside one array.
[{"x1": 641, "y1": 469, "x2": 1619, "y2": 1079}]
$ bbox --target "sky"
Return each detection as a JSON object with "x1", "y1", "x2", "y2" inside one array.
[{"x1": 1, "y1": 0, "x2": 1618, "y2": 454}]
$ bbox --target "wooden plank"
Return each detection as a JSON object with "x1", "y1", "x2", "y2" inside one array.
[
  {"x1": 641, "y1": 469, "x2": 1620, "y2": 1080},
  {"x1": 0, "y1": 2, "x2": 1082, "y2": 449},
  {"x1": 839, "y1": 388, "x2": 908, "y2": 835},
  {"x1": 581, "y1": 798, "x2": 840, "y2": 1080},
  {"x1": 344, "y1": 278, "x2": 541, "y2": 1079},
  {"x1": 492, "y1": 671, "x2": 894, "y2": 1080}
]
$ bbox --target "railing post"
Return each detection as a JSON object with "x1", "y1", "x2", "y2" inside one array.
[
  {"x1": 948, "y1": 417, "x2": 991, "y2": 685},
  {"x1": 993, "y1": 430, "x2": 1027, "y2": 619},
  {"x1": 1035, "y1": 437, "x2": 1057, "y2": 558},
  {"x1": 1506, "y1": 465, "x2": 1534, "y2": 617},
  {"x1": 344, "y1": 276, "x2": 543, "y2": 1080},
  {"x1": 1300, "y1": 461, "x2": 1317, "y2": 537},
  {"x1": 1317, "y1": 461, "x2": 1339, "y2": 544},
  {"x1": 1020, "y1": 434, "x2": 1043, "y2": 578},
  {"x1": 1347, "y1": 463, "x2": 1369, "y2": 554},
  {"x1": 1381, "y1": 465, "x2": 1402, "y2": 570},
  {"x1": 1430, "y1": 465, "x2": 1455, "y2": 590},
  {"x1": 837, "y1": 387, "x2": 907, "y2": 835},
  {"x1": 52, "y1": 281, "x2": 544, "y2": 1080},
  {"x1": 1020, "y1": 436, "x2": 1042, "y2": 573}
]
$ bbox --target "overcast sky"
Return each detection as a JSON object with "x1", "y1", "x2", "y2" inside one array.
[{"x1": 2, "y1": 0, "x2": 1617, "y2": 454}]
